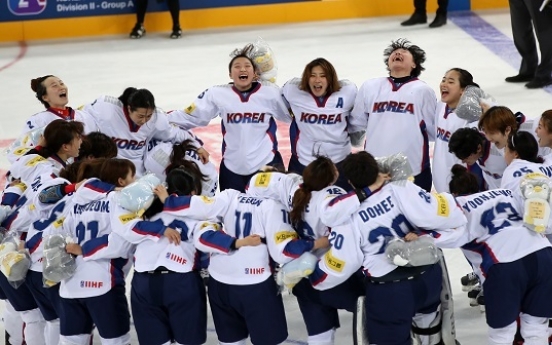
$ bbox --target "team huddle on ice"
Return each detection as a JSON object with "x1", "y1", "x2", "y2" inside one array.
[{"x1": 2, "y1": 38, "x2": 552, "y2": 345}]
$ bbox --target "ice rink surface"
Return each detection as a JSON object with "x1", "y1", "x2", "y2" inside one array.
[{"x1": 1, "y1": 9, "x2": 552, "y2": 344}]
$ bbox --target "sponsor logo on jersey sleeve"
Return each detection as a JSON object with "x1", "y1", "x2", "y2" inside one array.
[
  {"x1": 200, "y1": 196, "x2": 214, "y2": 204},
  {"x1": 25, "y1": 156, "x2": 47, "y2": 167},
  {"x1": 254, "y1": 172, "x2": 271, "y2": 187},
  {"x1": 274, "y1": 231, "x2": 298, "y2": 244},
  {"x1": 324, "y1": 249, "x2": 345, "y2": 272},
  {"x1": 118, "y1": 213, "x2": 139, "y2": 224},
  {"x1": 185, "y1": 103, "x2": 196, "y2": 115},
  {"x1": 433, "y1": 193, "x2": 450, "y2": 217}
]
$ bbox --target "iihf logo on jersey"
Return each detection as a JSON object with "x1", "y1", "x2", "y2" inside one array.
[
  {"x1": 244, "y1": 267, "x2": 265, "y2": 275},
  {"x1": 8, "y1": 0, "x2": 47, "y2": 15},
  {"x1": 80, "y1": 280, "x2": 104, "y2": 288}
]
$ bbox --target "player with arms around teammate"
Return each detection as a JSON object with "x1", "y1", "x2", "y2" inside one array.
[
  {"x1": 349, "y1": 39, "x2": 437, "y2": 192},
  {"x1": 449, "y1": 165, "x2": 552, "y2": 345},
  {"x1": 310, "y1": 151, "x2": 467, "y2": 345},
  {"x1": 282, "y1": 58, "x2": 356, "y2": 190},
  {"x1": 57, "y1": 159, "x2": 139, "y2": 345},
  {"x1": 81, "y1": 87, "x2": 208, "y2": 177},
  {"x1": 169, "y1": 44, "x2": 292, "y2": 192},
  {"x1": 155, "y1": 187, "x2": 329, "y2": 345}
]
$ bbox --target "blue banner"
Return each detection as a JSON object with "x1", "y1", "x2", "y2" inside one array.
[{"x1": 0, "y1": 0, "x2": 310, "y2": 22}]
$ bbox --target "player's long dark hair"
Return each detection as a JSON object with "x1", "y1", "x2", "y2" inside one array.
[
  {"x1": 143, "y1": 168, "x2": 199, "y2": 220},
  {"x1": 30, "y1": 120, "x2": 84, "y2": 160},
  {"x1": 118, "y1": 87, "x2": 156, "y2": 112},
  {"x1": 300, "y1": 58, "x2": 341, "y2": 95},
  {"x1": 31, "y1": 75, "x2": 55, "y2": 108},
  {"x1": 506, "y1": 131, "x2": 542, "y2": 163},
  {"x1": 447, "y1": 68, "x2": 480, "y2": 89},
  {"x1": 290, "y1": 156, "x2": 337, "y2": 226},
  {"x1": 449, "y1": 164, "x2": 479, "y2": 196},
  {"x1": 166, "y1": 140, "x2": 208, "y2": 194},
  {"x1": 78, "y1": 132, "x2": 118, "y2": 160}
]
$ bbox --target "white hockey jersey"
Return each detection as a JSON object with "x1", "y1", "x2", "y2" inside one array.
[
  {"x1": 25, "y1": 178, "x2": 115, "y2": 272},
  {"x1": 476, "y1": 140, "x2": 507, "y2": 190},
  {"x1": 162, "y1": 190, "x2": 314, "y2": 285},
  {"x1": 282, "y1": 78, "x2": 356, "y2": 165},
  {"x1": 500, "y1": 159, "x2": 544, "y2": 194},
  {"x1": 309, "y1": 182, "x2": 467, "y2": 291},
  {"x1": 81, "y1": 95, "x2": 200, "y2": 176},
  {"x1": 245, "y1": 172, "x2": 302, "y2": 211},
  {"x1": 22, "y1": 107, "x2": 86, "y2": 134},
  {"x1": 169, "y1": 82, "x2": 292, "y2": 175},
  {"x1": 432, "y1": 103, "x2": 478, "y2": 193},
  {"x1": 455, "y1": 190, "x2": 551, "y2": 277},
  {"x1": 538, "y1": 153, "x2": 552, "y2": 177},
  {"x1": 144, "y1": 140, "x2": 218, "y2": 197},
  {"x1": 349, "y1": 77, "x2": 437, "y2": 176},
  {"x1": 56, "y1": 191, "x2": 134, "y2": 298},
  {"x1": 111, "y1": 209, "x2": 214, "y2": 273}
]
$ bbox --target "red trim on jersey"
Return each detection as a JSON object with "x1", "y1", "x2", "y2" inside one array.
[
  {"x1": 47, "y1": 107, "x2": 75, "y2": 120},
  {"x1": 232, "y1": 82, "x2": 261, "y2": 103},
  {"x1": 443, "y1": 105, "x2": 453, "y2": 119},
  {"x1": 309, "y1": 91, "x2": 332, "y2": 108}
]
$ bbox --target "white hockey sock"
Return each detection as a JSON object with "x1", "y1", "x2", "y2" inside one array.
[
  {"x1": 3, "y1": 301, "x2": 25, "y2": 345},
  {"x1": 99, "y1": 332, "x2": 132, "y2": 345},
  {"x1": 45, "y1": 319, "x2": 60, "y2": 345},
  {"x1": 488, "y1": 320, "x2": 517, "y2": 345},
  {"x1": 19, "y1": 308, "x2": 46, "y2": 345},
  {"x1": 219, "y1": 340, "x2": 247, "y2": 345},
  {"x1": 520, "y1": 313, "x2": 549, "y2": 345},
  {"x1": 308, "y1": 328, "x2": 336, "y2": 345},
  {"x1": 59, "y1": 334, "x2": 92, "y2": 345}
]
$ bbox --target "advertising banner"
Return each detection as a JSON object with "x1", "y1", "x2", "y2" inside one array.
[{"x1": 1, "y1": 0, "x2": 310, "y2": 22}]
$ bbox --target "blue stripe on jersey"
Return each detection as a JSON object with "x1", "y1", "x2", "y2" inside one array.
[
  {"x1": 309, "y1": 265, "x2": 328, "y2": 286},
  {"x1": 25, "y1": 232, "x2": 43, "y2": 254},
  {"x1": 82, "y1": 234, "x2": 109, "y2": 258},
  {"x1": 84, "y1": 179, "x2": 115, "y2": 194},
  {"x1": 167, "y1": 219, "x2": 190, "y2": 242},
  {"x1": 132, "y1": 219, "x2": 165, "y2": 238},
  {"x1": 164, "y1": 195, "x2": 192, "y2": 211},
  {"x1": 198, "y1": 231, "x2": 233, "y2": 253},
  {"x1": 289, "y1": 119, "x2": 300, "y2": 158},
  {"x1": 1, "y1": 209, "x2": 19, "y2": 229},
  {"x1": 266, "y1": 117, "x2": 279, "y2": 153},
  {"x1": 110, "y1": 258, "x2": 128, "y2": 288},
  {"x1": 419, "y1": 120, "x2": 430, "y2": 171},
  {"x1": 1, "y1": 192, "x2": 20, "y2": 207},
  {"x1": 283, "y1": 239, "x2": 314, "y2": 258},
  {"x1": 328, "y1": 191, "x2": 356, "y2": 207},
  {"x1": 461, "y1": 240, "x2": 498, "y2": 276},
  {"x1": 195, "y1": 135, "x2": 204, "y2": 146},
  {"x1": 221, "y1": 122, "x2": 227, "y2": 156}
]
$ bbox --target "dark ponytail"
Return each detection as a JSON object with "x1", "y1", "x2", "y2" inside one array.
[
  {"x1": 31, "y1": 75, "x2": 54, "y2": 108},
  {"x1": 118, "y1": 87, "x2": 155, "y2": 111},
  {"x1": 290, "y1": 156, "x2": 337, "y2": 225},
  {"x1": 449, "y1": 164, "x2": 479, "y2": 196},
  {"x1": 166, "y1": 140, "x2": 208, "y2": 194}
]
